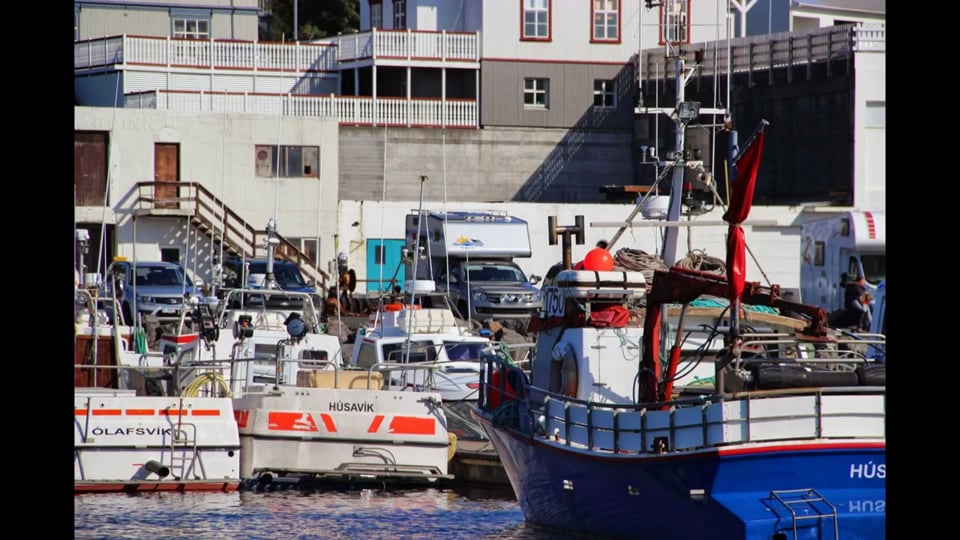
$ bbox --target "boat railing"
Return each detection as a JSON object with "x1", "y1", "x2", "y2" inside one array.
[
  {"x1": 478, "y1": 353, "x2": 884, "y2": 455},
  {"x1": 74, "y1": 358, "x2": 234, "y2": 398}
]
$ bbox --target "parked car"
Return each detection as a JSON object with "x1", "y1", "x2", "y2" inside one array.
[
  {"x1": 219, "y1": 258, "x2": 317, "y2": 308},
  {"x1": 437, "y1": 259, "x2": 542, "y2": 322},
  {"x1": 101, "y1": 260, "x2": 204, "y2": 325}
]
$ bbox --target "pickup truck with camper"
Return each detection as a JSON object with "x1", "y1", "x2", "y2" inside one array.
[
  {"x1": 404, "y1": 210, "x2": 542, "y2": 323},
  {"x1": 799, "y1": 210, "x2": 885, "y2": 335},
  {"x1": 100, "y1": 259, "x2": 204, "y2": 325}
]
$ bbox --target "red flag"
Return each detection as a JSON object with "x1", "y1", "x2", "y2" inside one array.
[{"x1": 723, "y1": 127, "x2": 765, "y2": 305}]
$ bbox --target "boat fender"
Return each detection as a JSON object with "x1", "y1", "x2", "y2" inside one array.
[{"x1": 551, "y1": 342, "x2": 579, "y2": 398}]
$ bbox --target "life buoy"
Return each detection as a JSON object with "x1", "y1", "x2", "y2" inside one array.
[{"x1": 489, "y1": 369, "x2": 518, "y2": 409}]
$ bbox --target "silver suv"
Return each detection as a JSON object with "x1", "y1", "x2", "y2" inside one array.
[
  {"x1": 101, "y1": 260, "x2": 203, "y2": 325},
  {"x1": 437, "y1": 259, "x2": 541, "y2": 322}
]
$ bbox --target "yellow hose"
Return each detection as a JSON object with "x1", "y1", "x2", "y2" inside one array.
[{"x1": 182, "y1": 372, "x2": 232, "y2": 397}]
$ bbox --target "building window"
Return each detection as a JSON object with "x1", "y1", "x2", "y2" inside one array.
[
  {"x1": 524, "y1": 78, "x2": 549, "y2": 108},
  {"x1": 371, "y1": 1, "x2": 383, "y2": 29},
  {"x1": 522, "y1": 0, "x2": 551, "y2": 41},
  {"x1": 592, "y1": 0, "x2": 620, "y2": 42},
  {"x1": 255, "y1": 145, "x2": 320, "y2": 178},
  {"x1": 593, "y1": 79, "x2": 616, "y2": 108},
  {"x1": 75, "y1": 10, "x2": 80, "y2": 41},
  {"x1": 865, "y1": 101, "x2": 885, "y2": 128},
  {"x1": 660, "y1": 0, "x2": 690, "y2": 45},
  {"x1": 173, "y1": 18, "x2": 210, "y2": 39},
  {"x1": 393, "y1": 1, "x2": 406, "y2": 29}
]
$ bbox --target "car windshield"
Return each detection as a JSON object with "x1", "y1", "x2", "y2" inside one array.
[
  {"x1": 466, "y1": 264, "x2": 527, "y2": 282},
  {"x1": 135, "y1": 265, "x2": 191, "y2": 287},
  {"x1": 248, "y1": 263, "x2": 308, "y2": 289},
  {"x1": 860, "y1": 254, "x2": 885, "y2": 285}
]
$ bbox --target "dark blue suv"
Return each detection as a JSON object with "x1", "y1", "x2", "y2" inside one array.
[{"x1": 220, "y1": 258, "x2": 317, "y2": 308}]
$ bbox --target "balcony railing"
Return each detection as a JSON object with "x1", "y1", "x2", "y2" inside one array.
[
  {"x1": 74, "y1": 31, "x2": 481, "y2": 72},
  {"x1": 336, "y1": 29, "x2": 480, "y2": 63},
  {"x1": 125, "y1": 90, "x2": 478, "y2": 129},
  {"x1": 75, "y1": 35, "x2": 339, "y2": 72}
]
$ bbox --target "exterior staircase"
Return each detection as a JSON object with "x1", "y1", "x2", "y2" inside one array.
[{"x1": 134, "y1": 181, "x2": 328, "y2": 289}]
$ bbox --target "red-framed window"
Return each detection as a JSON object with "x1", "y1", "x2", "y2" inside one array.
[
  {"x1": 521, "y1": 0, "x2": 551, "y2": 42},
  {"x1": 370, "y1": 0, "x2": 383, "y2": 29},
  {"x1": 659, "y1": 0, "x2": 691, "y2": 45},
  {"x1": 591, "y1": 0, "x2": 621, "y2": 43},
  {"x1": 393, "y1": 0, "x2": 406, "y2": 29}
]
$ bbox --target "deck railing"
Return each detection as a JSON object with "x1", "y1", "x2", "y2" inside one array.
[
  {"x1": 125, "y1": 90, "x2": 478, "y2": 128},
  {"x1": 74, "y1": 31, "x2": 480, "y2": 71}
]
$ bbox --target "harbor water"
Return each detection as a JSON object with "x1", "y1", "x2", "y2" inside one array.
[{"x1": 74, "y1": 486, "x2": 563, "y2": 539}]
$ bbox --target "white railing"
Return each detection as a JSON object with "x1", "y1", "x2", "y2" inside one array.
[
  {"x1": 126, "y1": 90, "x2": 479, "y2": 129},
  {"x1": 75, "y1": 31, "x2": 480, "y2": 71},
  {"x1": 339, "y1": 29, "x2": 480, "y2": 62}
]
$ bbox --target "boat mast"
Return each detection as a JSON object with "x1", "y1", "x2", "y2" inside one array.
[{"x1": 653, "y1": 2, "x2": 727, "y2": 266}]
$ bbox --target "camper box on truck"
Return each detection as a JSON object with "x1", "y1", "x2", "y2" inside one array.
[
  {"x1": 404, "y1": 210, "x2": 541, "y2": 321},
  {"x1": 799, "y1": 210, "x2": 886, "y2": 315}
]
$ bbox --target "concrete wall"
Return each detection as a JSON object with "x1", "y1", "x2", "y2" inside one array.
[
  {"x1": 335, "y1": 199, "x2": 806, "y2": 293},
  {"x1": 337, "y1": 126, "x2": 635, "y2": 204},
  {"x1": 74, "y1": 107, "x2": 340, "y2": 284}
]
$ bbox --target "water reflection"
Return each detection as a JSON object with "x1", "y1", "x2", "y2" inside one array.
[{"x1": 75, "y1": 486, "x2": 562, "y2": 539}]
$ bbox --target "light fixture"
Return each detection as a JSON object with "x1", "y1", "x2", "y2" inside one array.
[{"x1": 676, "y1": 101, "x2": 701, "y2": 123}]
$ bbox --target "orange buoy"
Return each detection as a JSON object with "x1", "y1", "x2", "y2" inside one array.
[{"x1": 583, "y1": 248, "x2": 614, "y2": 271}]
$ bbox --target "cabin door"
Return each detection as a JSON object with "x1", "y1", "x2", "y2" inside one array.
[
  {"x1": 154, "y1": 142, "x2": 180, "y2": 209},
  {"x1": 366, "y1": 239, "x2": 405, "y2": 293}
]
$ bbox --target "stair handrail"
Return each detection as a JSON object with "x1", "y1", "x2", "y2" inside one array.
[{"x1": 134, "y1": 181, "x2": 329, "y2": 290}]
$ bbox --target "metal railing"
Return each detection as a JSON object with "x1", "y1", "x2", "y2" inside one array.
[{"x1": 639, "y1": 23, "x2": 884, "y2": 81}]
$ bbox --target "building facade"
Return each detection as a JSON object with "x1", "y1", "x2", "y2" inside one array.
[{"x1": 73, "y1": 0, "x2": 885, "y2": 290}]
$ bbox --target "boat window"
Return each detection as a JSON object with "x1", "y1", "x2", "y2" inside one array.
[
  {"x1": 444, "y1": 342, "x2": 485, "y2": 361},
  {"x1": 383, "y1": 341, "x2": 438, "y2": 363},
  {"x1": 298, "y1": 349, "x2": 329, "y2": 369}
]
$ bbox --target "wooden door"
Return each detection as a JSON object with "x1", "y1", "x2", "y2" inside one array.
[
  {"x1": 74, "y1": 131, "x2": 108, "y2": 207},
  {"x1": 154, "y1": 143, "x2": 180, "y2": 209}
]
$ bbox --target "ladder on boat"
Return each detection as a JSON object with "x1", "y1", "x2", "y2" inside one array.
[
  {"x1": 166, "y1": 422, "x2": 205, "y2": 480},
  {"x1": 769, "y1": 488, "x2": 839, "y2": 540}
]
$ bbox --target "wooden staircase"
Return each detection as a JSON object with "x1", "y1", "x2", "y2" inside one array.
[{"x1": 134, "y1": 181, "x2": 328, "y2": 289}]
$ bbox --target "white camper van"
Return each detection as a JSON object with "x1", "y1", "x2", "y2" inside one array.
[
  {"x1": 799, "y1": 211, "x2": 885, "y2": 333},
  {"x1": 404, "y1": 210, "x2": 542, "y2": 322}
]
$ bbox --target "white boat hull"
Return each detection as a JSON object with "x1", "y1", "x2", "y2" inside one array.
[
  {"x1": 233, "y1": 385, "x2": 453, "y2": 483},
  {"x1": 74, "y1": 389, "x2": 241, "y2": 493}
]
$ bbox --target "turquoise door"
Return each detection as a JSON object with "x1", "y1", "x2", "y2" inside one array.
[{"x1": 366, "y1": 238, "x2": 405, "y2": 293}]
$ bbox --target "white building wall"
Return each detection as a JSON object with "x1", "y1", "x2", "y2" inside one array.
[
  {"x1": 853, "y1": 50, "x2": 885, "y2": 212},
  {"x1": 336, "y1": 200, "x2": 805, "y2": 293},
  {"x1": 74, "y1": 107, "x2": 340, "y2": 284}
]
